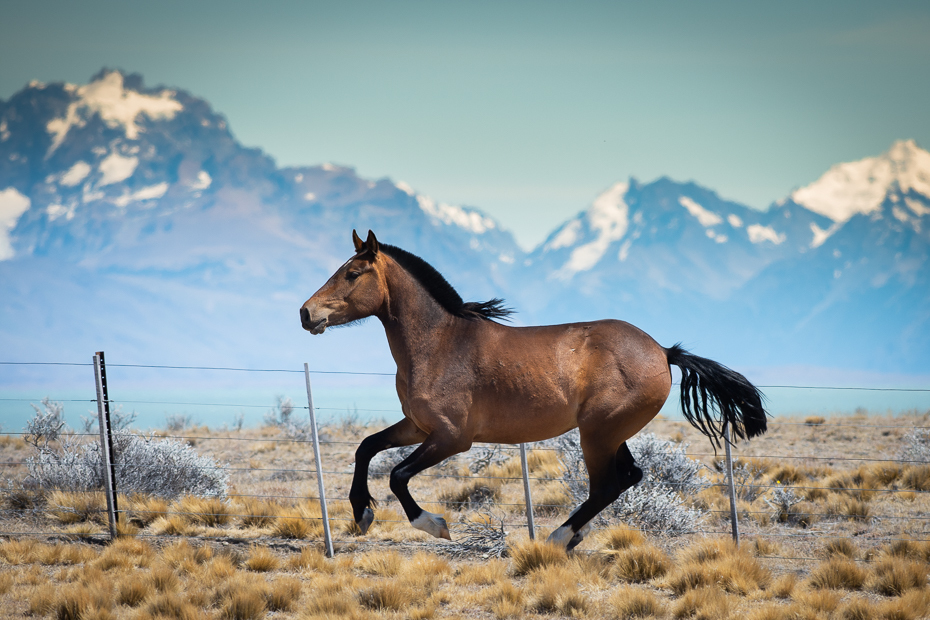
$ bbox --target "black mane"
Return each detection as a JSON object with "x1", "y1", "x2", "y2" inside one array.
[{"x1": 380, "y1": 243, "x2": 514, "y2": 322}]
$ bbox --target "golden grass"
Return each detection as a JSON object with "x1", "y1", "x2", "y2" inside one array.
[
  {"x1": 902, "y1": 464, "x2": 930, "y2": 491},
  {"x1": 149, "y1": 514, "x2": 193, "y2": 536},
  {"x1": 178, "y1": 495, "x2": 232, "y2": 526},
  {"x1": 823, "y1": 538, "x2": 859, "y2": 559},
  {"x1": 288, "y1": 546, "x2": 329, "y2": 572},
  {"x1": 770, "y1": 573, "x2": 797, "y2": 599},
  {"x1": 28, "y1": 583, "x2": 58, "y2": 616},
  {"x1": 244, "y1": 544, "x2": 280, "y2": 572},
  {"x1": 509, "y1": 538, "x2": 568, "y2": 576},
  {"x1": 0, "y1": 571, "x2": 12, "y2": 595},
  {"x1": 116, "y1": 574, "x2": 152, "y2": 606},
  {"x1": 145, "y1": 591, "x2": 200, "y2": 620},
  {"x1": 439, "y1": 479, "x2": 502, "y2": 510},
  {"x1": 795, "y1": 588, "x2": 841, "y2": 614},
  {"x1": 602, "y1": 524, "x2": 645, "y2": 550},
  {"x1": 151, "y1": 564, "x2": 180, "y2": 592},
  {"x1": 356, "y1": 549, "x2": 404, "y2": 576},
  {"x1": 357, "y1": 580, "x2": 417, "y2": 611},
  {"x1": 218, "y1": 577, "x2": 268, "y2": 620},
  {"x1": 672, "y1": 586, "x2": 730, "y2": 619},
  {"x1": 869, "y1": 557, "x2": 928, "y2": 596},
  {"x1": 454, "y1": 559, "x2": 508, "y2": 586},
  {"x1": 47, "y1": 490, "x2": 106, "y2": 524},
  {"x1": 527, "y1": 564, "x2": 589, "y2": 615},
  {"x1": 611, "y1": 544, "x2": 671, "y2": 583},
  {"x1": 527, "y1": 449, "x2": 564, "y2": 478},
  {"x1": 807, "y1": 558, "x2": 867, "y2": 590},
  {"x1": 264, "y1": 575, "x2": 302, "y2": 612},
  {"x1": 234, "y1": 496, "x2": 282, "y2": 527},
  {"x1": 126, "y1": 494, "x2": 169, "y2": 526},
  {"x1": 667, "y1": 538, "x2": 770, "y2": 595},
  {"x1": 533, "y1": 483, "x2": 571, "y2": 515},
  {"x1": 608, "y1": 585, "x2": 666, "y2": 618},
  {"x1": 482, "y1": 582, "x2": 524, "y2": 619}
]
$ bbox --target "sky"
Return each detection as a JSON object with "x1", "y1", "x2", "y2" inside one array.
[{"x1": 2, "y1": 0, "x2": 929, "y2": 249}]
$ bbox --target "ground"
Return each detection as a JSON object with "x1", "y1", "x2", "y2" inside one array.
[{"x1": 0, "y1": 410, "x2": 928, "y2": 619}]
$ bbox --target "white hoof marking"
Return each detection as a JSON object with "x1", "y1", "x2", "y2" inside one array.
[
  {"x1": 411, "y1": 511, "x2": 451, "y2": 540},
  {"x1": 547, "y1": 525, "x2": 574, "y2": 547}
]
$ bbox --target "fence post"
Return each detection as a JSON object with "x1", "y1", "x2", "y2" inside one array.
[
  {"x1": 519, "y1": 443, "x2": 536, "y2": 540},
  {"x1": 723, "y1": 423, "x2": 740, "y2": 545},
  {"x1": 304, "y1": 364, "x2": 334, "y2": 558},
  {"x1": 93, "y1": 351, "x2": 119, "y2": 540}
]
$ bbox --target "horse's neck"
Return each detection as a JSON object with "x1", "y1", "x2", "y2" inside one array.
[{"x1": 377, "y1": 261, "x2": 454, "y2": 371}]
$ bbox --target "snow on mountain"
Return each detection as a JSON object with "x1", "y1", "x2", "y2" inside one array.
[{"x1": 791, "y1": 139, "x2": 930, "y2": 223}]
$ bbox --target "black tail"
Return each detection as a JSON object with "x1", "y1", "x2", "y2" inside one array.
[{"x1": 665, "y1": 344, "x2": 768, "y2": 448}]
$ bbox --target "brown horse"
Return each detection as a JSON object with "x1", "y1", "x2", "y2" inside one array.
[{"x1": 301, "y1": 230, "x2": 767, "y2": 549}]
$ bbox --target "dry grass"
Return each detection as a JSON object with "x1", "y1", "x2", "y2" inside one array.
[
  {"x1": 234, "y1": 496, "x2": 282, "y2": 527},
  {"x1": 264, "y1": 575, "x2": 302, "y2": 611},
  {"x1": 609, "y1": 585, "x2": 666, "y2": 618},
  {"x1": 508, "y1": 538, "x2": 568, "y2": 576},
  {"x1": 178, "y1": 495, "x2": 232, "y2": 526},
  {"x1": 807, "y1": 558, "x2": 868, "y2": 590},
  {"x1": 902, "y1": 464, "x2": 930, "y2": 491},
  {"x1": 666, "y1": 538, "x2": 770, "y2": 595},
  {"x1": 47, "y1": 490, "x2": 106, "y2": 524},
  {"x1": 611, "y1": 544, "x2": 671, "y2": 583},
  {"x1": 823, "y1": 538, "x2": 859, "y2": 559},
  {"x1": 454, "y1": 559, "x2": 508, "y2": 586},
  {"x1": 869, "y1": 557, "x2": 928, "y2": 596},
  {"x1": 357, "y1": 580, "x2": 417, "y2": 611},
  {"x1": 672, "y1": 586, "x2": 730, "y2": 619},
  {"x1": 116, "y1": 574, "x2": 152, "y2": 606},
  {"x1": 244, "y1": 544, "x2": 280, "y2": 572},
  {"x1": 602, "y1": 524, "x2": 646, "y2": 550},
  {"x1": 126, "y1": 494, "x2": 169, "y2": 526}
]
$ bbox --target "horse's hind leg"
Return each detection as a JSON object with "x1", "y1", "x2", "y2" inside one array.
[
  {"x1": 349, "y1": 418, "x2": 427, "y2": 534},
  {"x1": 389, "y1": 432, "x2": 470, "y2": 540},
  {"x1": 548, "y1": 439, "x2": 641, "y2": 551}
]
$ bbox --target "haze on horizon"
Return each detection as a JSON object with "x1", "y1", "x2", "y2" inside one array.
[{"x1": 2, "y1": 0, "x2": 929, "y2": 249}]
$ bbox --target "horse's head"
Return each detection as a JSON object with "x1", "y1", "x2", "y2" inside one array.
[{"x1": 300, "y1": 230, "x2": 386, "y2": 334}]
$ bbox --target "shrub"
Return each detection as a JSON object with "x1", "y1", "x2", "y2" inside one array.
[
  {"x1": 263, "y1": 396, "x2": 310, "y2": 439},
  {"x1": 900, "y1": 428, "x2": 930, "y2": 463},
  {"x1": 609, "y1": 586, "x2": 665, "y2": 619},
  {"x1": 556, "y1": 430, "x2": 705, "y2": 534},
  {"x1": 509, "y1": 539, "x2": 567, "y2": 576},
  {"x1": 369, "y1": 445, "x2": 417, "y2": 477},
  {"x1": 24, "y1": 430, "x2": 228, "y2": 499},
  {"x1": 611, "y1": 545, "x2": 671, "y2": 582},
  {"x1": 808, "y1": 558, "x2": 867, "y2": 590},
  {"x1": 24, "y1": 398, "x2": 66, "y2": 448}
]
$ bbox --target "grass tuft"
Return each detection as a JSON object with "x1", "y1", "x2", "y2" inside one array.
[
  {"x1": 244, "y1": 545, "x2": 280, "y2": 572},
  {"x1": 509, "y1": 539, "x2": 567, "y2": 576},
  {"x1": 609, "y1": 585, "x2": 665, "y2": 618},
  {"x1": 824, "y1": 538, "x2": 858, "y2": 559},
  {"x1": 358, "y1": 581, "x2": 416, "y2": 611},
  {"x1": 611, "y1": 544, "x2": 671, "y2": 583},
  {"x1": 264, "y1": 575, "x2": 302, "y2": 612},
  {"x1": 808, "y1": 558, "x2": 867, "y2": 590},
  {"x1": 672, "y1": 586, "x2": 729, "y2": 619},
  {"x1": 603, "y1": 525, "x2": 645, "y2": 550},
  {"x1": 870, "y1": 557, "x2": 928, "y2": 596}
]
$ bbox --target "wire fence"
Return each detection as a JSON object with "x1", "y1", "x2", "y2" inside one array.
[{"x1": 1, "y1": 356, "x2": 929, "y2": 564}]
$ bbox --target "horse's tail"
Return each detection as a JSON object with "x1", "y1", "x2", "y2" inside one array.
[{"x1": 665, "y1": 343, "x2": 768, "y2": 448}]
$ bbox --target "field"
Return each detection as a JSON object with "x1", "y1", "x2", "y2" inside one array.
[{"x1": 1, "y1": 410, "x2": 929, "y2": 619}]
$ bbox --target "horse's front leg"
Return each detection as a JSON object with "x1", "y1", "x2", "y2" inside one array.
[
  {"x1": 349, "y1": 418, "x2": 427, "y2": 534},
  {"x1": 389, "y1": 433, "x2": 470, "y2": 540}
]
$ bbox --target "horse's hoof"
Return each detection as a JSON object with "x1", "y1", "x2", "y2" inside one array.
[
  {"x1": 566, "y1": 532, "x2": 584, "y2": 552},
  {"x1": 411, "y1": 510, "x2": 451, "y2": 540},
  {"x1": 547, "y1": 525, "x2": 574, "y2": 548},
  {"x1": 357, "y1": 507, "x2": 374, "y2": 535}
]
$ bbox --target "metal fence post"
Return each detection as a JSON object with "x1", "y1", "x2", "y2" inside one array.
[
  {"x1": 93, "y1": 351, "x2": 119, "y2": 540},
  {"x1": 304, "y1": 364, "x2": 334, "y2": 558},
  {"x1": 519, "y1": 443, "x2": 536, "y2": 540},
  {"x1": 723, "y1": 423, "x2": 740, "y2": 545}
]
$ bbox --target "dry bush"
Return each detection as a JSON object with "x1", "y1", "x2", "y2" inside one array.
[
  {"x1": 808, "y1": 558, "x2": 867, "y2": 590},
  {"x1": 611, "y1": 545, "x2": 671, "y2": 583},
  {"x1": 271, "y1": 508, "x2": 313, "y2": 539},
  {"x1": 178, "y1": 495, "x2": 231, "y2": 526},
  {"x1": 218, "y1": 577, "x2": 268, "y2": 620},
  {"x1": 749, "y1": 538, "x2": 781, "y2": 557},
  {"x1": 0, "y1": 538, "x2": 39, "y2": 564},
  {"x1": 401, "y1": 552, "x2": 453, "y2": 590},
  {"x1": 602, "y1": 524, "x2": 645, "y2": 550},
  {"x1": 144, "y1": 592, "x2": 199, "y2": 620},
  {"x1": 234, "y1": 496, "x2": 282, "y2": 528},
  {"x1": 509, "y1": 539, "x2": 567, "y2": 576},
  {"x1": 264, "y1": 575, "x2": 302, "y2": 612},
  {"x1": 53, "y1": 582, "x2": 114, "y2": 620},
  {"x1": 672, "y1": 586, "x2": 730, "y2": 619},
  {"x1": 824, "y1": 538, "x2": 859, "y2": 559},
  {"x1": 870, "y1": 557, "x2": 928, "y2": 596},
  {"x1": 836, "y1": 596, "x2": 876, "y2": 620},
  {"x1": 358, "y1": 581, "x2": 417, "y2": 611},
  {"x1": 804, "y1": 416, "x2": 826, "y2": 426},
  {"x1": 823, "y1": 472, "x2": 876, "y2": 502},
  {"x1": 902, "y1": 465, "x2": 930, "y2": 491},
  {"x1": 766, "y1": 464, "x2": 808, "y2": 485},
  {"x1": 244, "y1": 545, "x2": 280, "y2": 572},
  {"x1": 455, "y1": 559, "x2": 508, "y2": 586},
  {"x1": 0, "y1": 571, "x2": 12, "y2": 595},
  {"x1": 609, "y1": 585, "x2": 665, "y2": 618},
  {"x1": 357, "y1": 549, "x2": 404, "y2": 577},
  {"x1": 116, "y1": 574, "x2": 151, "y2": 606}
]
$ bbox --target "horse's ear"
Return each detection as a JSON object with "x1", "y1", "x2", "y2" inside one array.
[
  {"x1": 352, "y1": 229, "x2": 364, "y2": 253},
  {"x1": 365, "y1": 230, "x2": 379, "y2": 255}
]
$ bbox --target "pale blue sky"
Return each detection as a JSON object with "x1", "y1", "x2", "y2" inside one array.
[{"x1": 2, "y1": 0, "x2": 929, "y2": 248}]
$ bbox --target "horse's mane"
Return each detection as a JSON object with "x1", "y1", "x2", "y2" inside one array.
[{"x1": 379, "y1": 243, "x2": 514, "y2": 322}]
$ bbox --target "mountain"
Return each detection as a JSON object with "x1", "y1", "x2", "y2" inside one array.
[{"x1": 1, "y1": 70, "x2": 928, "y2": 381}]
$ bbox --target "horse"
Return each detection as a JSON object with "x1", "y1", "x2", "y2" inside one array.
[{"x1": 300, "y1": 230, "x2": 767, "y2": 549}]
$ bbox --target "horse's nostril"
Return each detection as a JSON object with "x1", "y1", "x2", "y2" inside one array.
[{"x1": 300, "y1": 307, "x2": 310, "y2": 324}]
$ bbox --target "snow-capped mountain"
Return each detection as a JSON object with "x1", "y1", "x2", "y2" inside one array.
[{"x1": 1, "y1": 70, "x2": 928, "y2": 376}]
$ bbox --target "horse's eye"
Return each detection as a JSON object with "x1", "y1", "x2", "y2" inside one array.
[{"x1": 346, "y1": 271, "x2": 361, "y2": 281}]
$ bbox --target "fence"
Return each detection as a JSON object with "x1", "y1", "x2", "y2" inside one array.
[{"x1": 1, "y1": 353, "x2": 929, "y2": 565}]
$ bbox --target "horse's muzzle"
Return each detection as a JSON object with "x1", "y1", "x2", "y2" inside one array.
[{"x1": 300, "y1": 307, "x2": 328, "y2": 334}]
